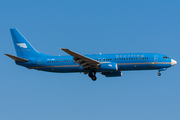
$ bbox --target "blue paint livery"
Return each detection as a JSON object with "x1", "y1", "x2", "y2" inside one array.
[{"x1": 5, "y1": 28, "x2": 177, "y2": 81}]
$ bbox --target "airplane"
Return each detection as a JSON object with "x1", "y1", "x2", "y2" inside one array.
[{"x1": 5, "y1": 28, "x2": 177, "y2": 81}]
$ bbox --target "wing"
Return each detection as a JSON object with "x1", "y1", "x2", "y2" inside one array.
[{"x1": 61, "y1": 48, "x2": 100, "y2": 69}]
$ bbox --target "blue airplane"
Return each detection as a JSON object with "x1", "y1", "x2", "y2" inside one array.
[{"x1": 5, "y1": 28, "x2": 177, "y2": 81}]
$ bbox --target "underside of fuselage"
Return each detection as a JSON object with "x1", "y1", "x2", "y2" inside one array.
[{"x1": 33, "y1": 63, "x2": 171, "y2": 73}]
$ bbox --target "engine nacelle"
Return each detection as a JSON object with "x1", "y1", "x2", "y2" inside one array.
[
  {"x1": 100, "y1": 63, "x2": 118, "y2": 72},
  {"x1": 103, "y1": 71, "x2": 122, "y2": 77}
]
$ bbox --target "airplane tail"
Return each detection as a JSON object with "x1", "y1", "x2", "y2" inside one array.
[{"x1": 10, "y1": 28, "x2": 40, "y2": 58}]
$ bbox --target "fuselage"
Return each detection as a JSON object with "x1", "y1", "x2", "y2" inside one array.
[
  {"x1": 16, "y1": 53, "x2": 173, "y2": 73},
  {"x1": 6, "y1": 28, "x2": 177, "y2": 80}
]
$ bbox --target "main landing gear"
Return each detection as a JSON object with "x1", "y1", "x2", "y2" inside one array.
[{"x1": 88, "y1": 70, "x2": 97, "y2": 81}]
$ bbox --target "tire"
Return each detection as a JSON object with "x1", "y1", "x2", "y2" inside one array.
[
  {"x1": 158, "y1": 73, "x2": 161, "y2": 76},
  {"x1": 88, "y1": 72, "x2": 93, "y2": 77},
  {"x1": 92, "y1": 76, "x2": 97, "y2": 81}
]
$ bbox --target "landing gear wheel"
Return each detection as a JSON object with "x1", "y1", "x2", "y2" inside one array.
[
  {"x1": 158, "y1": 72, "x2": 161, "y2": 76},
  {"x1": 88, "y1": 72, "x2": 93, "y2": 78},
  {"x1": 91, "y1": 76, "x2": 97, "y2": 81},
  {"x1": 88, "y1": 70, "x2": 97, "y2": 81}
]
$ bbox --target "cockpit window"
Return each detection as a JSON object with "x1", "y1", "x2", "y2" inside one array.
[{"x1": 163, "y1": 56, "x2": 169, "y2": 59}]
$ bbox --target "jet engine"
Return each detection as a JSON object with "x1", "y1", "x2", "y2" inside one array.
[
  {"x1": 102, "y1": 71, "x2": 122, "y2": 77},
  {"x1": 100, "y1": 63, "x2": 118, "y2": 72}
]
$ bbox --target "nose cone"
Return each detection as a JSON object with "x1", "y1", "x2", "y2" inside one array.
[{"x1": 171, "y1": 59, "x2": 177, "y2": 66}]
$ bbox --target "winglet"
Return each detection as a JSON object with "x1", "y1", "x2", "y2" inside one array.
[{"x1": 5, "y1": 54, "x2": 29, "y2": 62}]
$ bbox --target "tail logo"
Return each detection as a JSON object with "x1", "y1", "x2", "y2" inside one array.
[{"x1": 17, "y1": 43, "x2": 27, "y2": 48}]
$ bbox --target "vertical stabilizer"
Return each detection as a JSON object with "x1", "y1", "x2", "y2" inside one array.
[{"x1": 10, "y1": 28, "x2": 40, "y2": 58}]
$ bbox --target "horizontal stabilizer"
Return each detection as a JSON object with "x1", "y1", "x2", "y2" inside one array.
[{"x1": 5, "y1": 54, "x2": 29, "y2": 62}]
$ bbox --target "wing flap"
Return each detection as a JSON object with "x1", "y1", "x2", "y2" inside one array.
[{"x1": 5, "y1": 54, "x2": 29, "y2": 62}]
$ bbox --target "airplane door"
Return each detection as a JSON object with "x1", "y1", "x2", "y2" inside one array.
[
  {"x1": 154, "y1": 55, "x2": 158, "y2": 62},
  {"x1": 38, "y1": 59, "x2": 42, "y2": 66}
]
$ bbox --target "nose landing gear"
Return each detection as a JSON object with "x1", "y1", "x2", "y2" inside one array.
[
  {"x1": 158, "y1": 72, "x2": 161, "y2": 76},
  {"x1": 158, "y1": 68, "x2": 167, "y2": 76},
  {"x1": 88, "y1": 70, "x2": 97, "y2": 81}
]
